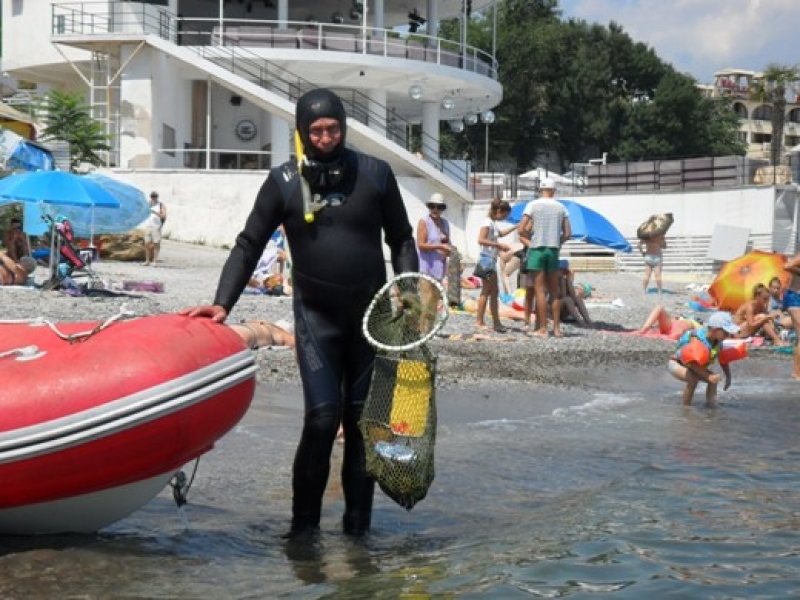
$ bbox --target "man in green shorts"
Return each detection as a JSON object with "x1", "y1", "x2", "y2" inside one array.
[{"x1": 518, "y1": 178, "x2": 571, "y2": 337}]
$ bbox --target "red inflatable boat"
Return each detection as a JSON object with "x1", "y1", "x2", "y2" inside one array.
[{"x1": 0, "y1": 313, "x2": 257, "y2": 534}]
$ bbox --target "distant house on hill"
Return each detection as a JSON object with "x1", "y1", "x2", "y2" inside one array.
[{"x1": 701, "y1": 68, "x2": 800, "y2": 162}]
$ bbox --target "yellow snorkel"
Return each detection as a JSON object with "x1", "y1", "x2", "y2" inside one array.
[{"x1": 295, "y1": 130, "x2": 315, "y2": 223}]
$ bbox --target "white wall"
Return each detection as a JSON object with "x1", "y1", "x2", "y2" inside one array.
[
  {"x1": 110, "y1": 170, "x2": 444, "y2": 250},
  {"x1": 106, "y1": 169, "x2": 785, "y2": 264},
  {"x1": 110, "y1": 169, "x2": 266, "y2": 246},
  {"x1": 211, "y1": 89, "x2": 272, "y2": 160},
  {"x1": 150, "y1": 49, "x2": 190, "y2": 170},
  {"x1": 568, "y1": 187, "x2": 776, "y2": 239},
  {"x1": 120, "y1": 46, "x2": 155, "y2": 169}
]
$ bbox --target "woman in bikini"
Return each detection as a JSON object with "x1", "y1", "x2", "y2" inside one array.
[
  {"x1": 638, "y1": 234, "x2": 666, "y2": 294},
  {"x1": 637, "y1": 304, "x2": 699, "y2": 339}
]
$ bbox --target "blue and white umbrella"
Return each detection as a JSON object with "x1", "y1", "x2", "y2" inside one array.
[
  {"x1": 508, "y1": 198, "x2": 632, "y2": 253},
  {"x1": 0, "y1": 171, "x2": 148, "y2": 238},
  {"x1": 0, "y1": 170, "x2": 121, "y2": 209}
]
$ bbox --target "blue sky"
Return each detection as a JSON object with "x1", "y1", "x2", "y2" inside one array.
[{"x1": 558, "y1": 0, "x2": 799, "y2": 83}]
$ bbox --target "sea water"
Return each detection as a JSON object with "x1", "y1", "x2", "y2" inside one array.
[{"x1": 1, "y1": 365, "x2": 799, "y2": 598}]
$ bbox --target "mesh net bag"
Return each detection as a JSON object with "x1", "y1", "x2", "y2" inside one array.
[{"x1": 360, "y1": 348, "x2": 437, "y2": 510}]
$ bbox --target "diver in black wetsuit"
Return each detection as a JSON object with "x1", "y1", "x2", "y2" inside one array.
[{"x1": 182, "y1": 88, "x2": 419, "y2": 536}]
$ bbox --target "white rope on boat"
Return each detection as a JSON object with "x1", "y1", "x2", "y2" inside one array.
[
  {"x1": 0, "y1": 316, "x2": 47, "y2": 326},
  {"x1": 0, "y1": 304, "x2": 138, "y2": 345}
]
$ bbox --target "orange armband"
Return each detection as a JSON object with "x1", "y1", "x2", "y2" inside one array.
[
  {"x1": 719, "y1": 339, "x2": 747, "y2": 366},
  {"x1": 677, "y1": 338, "x2": 710, "y2": 366}
]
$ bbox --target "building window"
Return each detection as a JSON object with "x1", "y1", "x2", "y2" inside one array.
[
  {"x1": 163, "y1": 124, "x2": 176, "y2": 157},
  {"x1": 752, "y1": 105, "x2": 772, "y2": 121},
  {"x1": 752, "y1": 133, "x2": 771, "y2": 144},
  {"x1": 732, "y1": 103, "x2": 748, "y2": 119},
  {"x1": 736, "y1": 131, "x2": 748, "y2": 143}
]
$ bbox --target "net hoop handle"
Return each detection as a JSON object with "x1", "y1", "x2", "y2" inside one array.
[{"x1": 362, "y1": 272, "x2": 448, "y2": 352}]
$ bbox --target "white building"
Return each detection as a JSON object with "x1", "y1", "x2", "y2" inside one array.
[{"x1": 2, "y1": 0, "x2": 502, "y2": 251}]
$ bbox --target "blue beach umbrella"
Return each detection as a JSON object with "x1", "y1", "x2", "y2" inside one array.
[
  {"x1": 65, "y1": 173, "x2": 149, "y2": 236},
  {"x1": 508, "y1": 198, "x2": 632, "y2": 253},
  {"x1": 20, "y1": 174, "x2": 150, "y2": 238},
  {"x1": 0, "y1": 171, "x2": 150, "y2": 239},
  {"x1": 0, "y1": 170, "x2": 121, "y2": 209}
]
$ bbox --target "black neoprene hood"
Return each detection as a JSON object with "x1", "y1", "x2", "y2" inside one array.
[{"x1": 296, "y1": 88, "x2": 348, "y2": 160}]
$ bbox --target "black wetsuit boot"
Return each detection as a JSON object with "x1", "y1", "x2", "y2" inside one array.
[{"x1": 288, "y1": 404, "x2": 340, "y2": 536}]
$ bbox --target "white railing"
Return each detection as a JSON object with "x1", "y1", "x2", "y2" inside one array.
[{"x1": 51, "y1": 3, "x2": 498, "y2": 79}]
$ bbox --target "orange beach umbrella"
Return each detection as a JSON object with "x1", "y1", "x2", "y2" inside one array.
[{"x1": 708, "y1": 250, "x2": 790, "y2": 312}]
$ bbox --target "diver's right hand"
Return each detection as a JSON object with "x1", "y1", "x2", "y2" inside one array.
[{"x1": 179, "y1": 304, "x2": 228, "y2": 323}]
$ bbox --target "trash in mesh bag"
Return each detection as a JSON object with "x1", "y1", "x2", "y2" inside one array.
[{"x1": 360, "y1": 351, "x2": 436, "y2": 510}]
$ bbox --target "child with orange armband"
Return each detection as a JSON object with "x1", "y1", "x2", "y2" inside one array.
[{"x1": 667, "y1": 311, "x2": 745, "y2": 407}]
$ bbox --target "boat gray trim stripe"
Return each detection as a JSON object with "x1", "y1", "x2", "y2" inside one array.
[{"x1": 0, "y1": 350, "x2": 256, "y2": 461}]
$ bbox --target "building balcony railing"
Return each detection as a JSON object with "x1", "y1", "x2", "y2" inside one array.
[{"x1": 51, "y1": 3, "x2": 498, "y2": 80}]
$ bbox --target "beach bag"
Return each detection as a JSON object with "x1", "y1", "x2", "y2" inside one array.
[
  {"x1": 636, "y1": 213, "x2": 672, "y2": 240},
  {"x1": 446, "y1": 245, "x2": 462, "y2": 306},
  {"x1": 473, "y1": 252, "x2": 495, "y2": 279},
  {"x1": 517, "y1": 248, "x2": 529, "y2": 274},
  {"x1": 360, "y1": 349, "x2": 437, "y2": 510}
]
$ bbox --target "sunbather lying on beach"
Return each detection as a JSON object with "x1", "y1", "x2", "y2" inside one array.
[
  {"x1": 462, "y1": 296, "x2": 526, "y2": 323},
  {"x1": 637, "y1": 305, "x2": 701, "y2": 339},
  {"x1": 229, "y1": 320, "x2": 295, "y2": 349}
]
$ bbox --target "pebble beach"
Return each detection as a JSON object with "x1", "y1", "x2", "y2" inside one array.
[{"x1": 2, "y1": 238, "x2": 791, "y2": 390}]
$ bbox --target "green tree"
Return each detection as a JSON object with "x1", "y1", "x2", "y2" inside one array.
[
  {"x1": 494, "y1": 0, "x2": 562, "y2": 170},
  {"x1": 697, "y1": 96, "x2": 748, "y2": 158},
  {"x1": 36, "y1": 90, "x2": 111, "y2": 171},
  {"x1": 437, "y1": 0, "x2": 746, "y2": 171},
  {"x1": 485, "y1": 1, "x2": 745, "y2": 170},
  {"x1": 616, "y1": 71, "x2": 746, "y2": 160},
  {"x1": 751, "y1": 63, "x2": 800, "y2": 165},
  {"x1": 494, "y1": 7, "x2": 671, "y2": 170}
]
